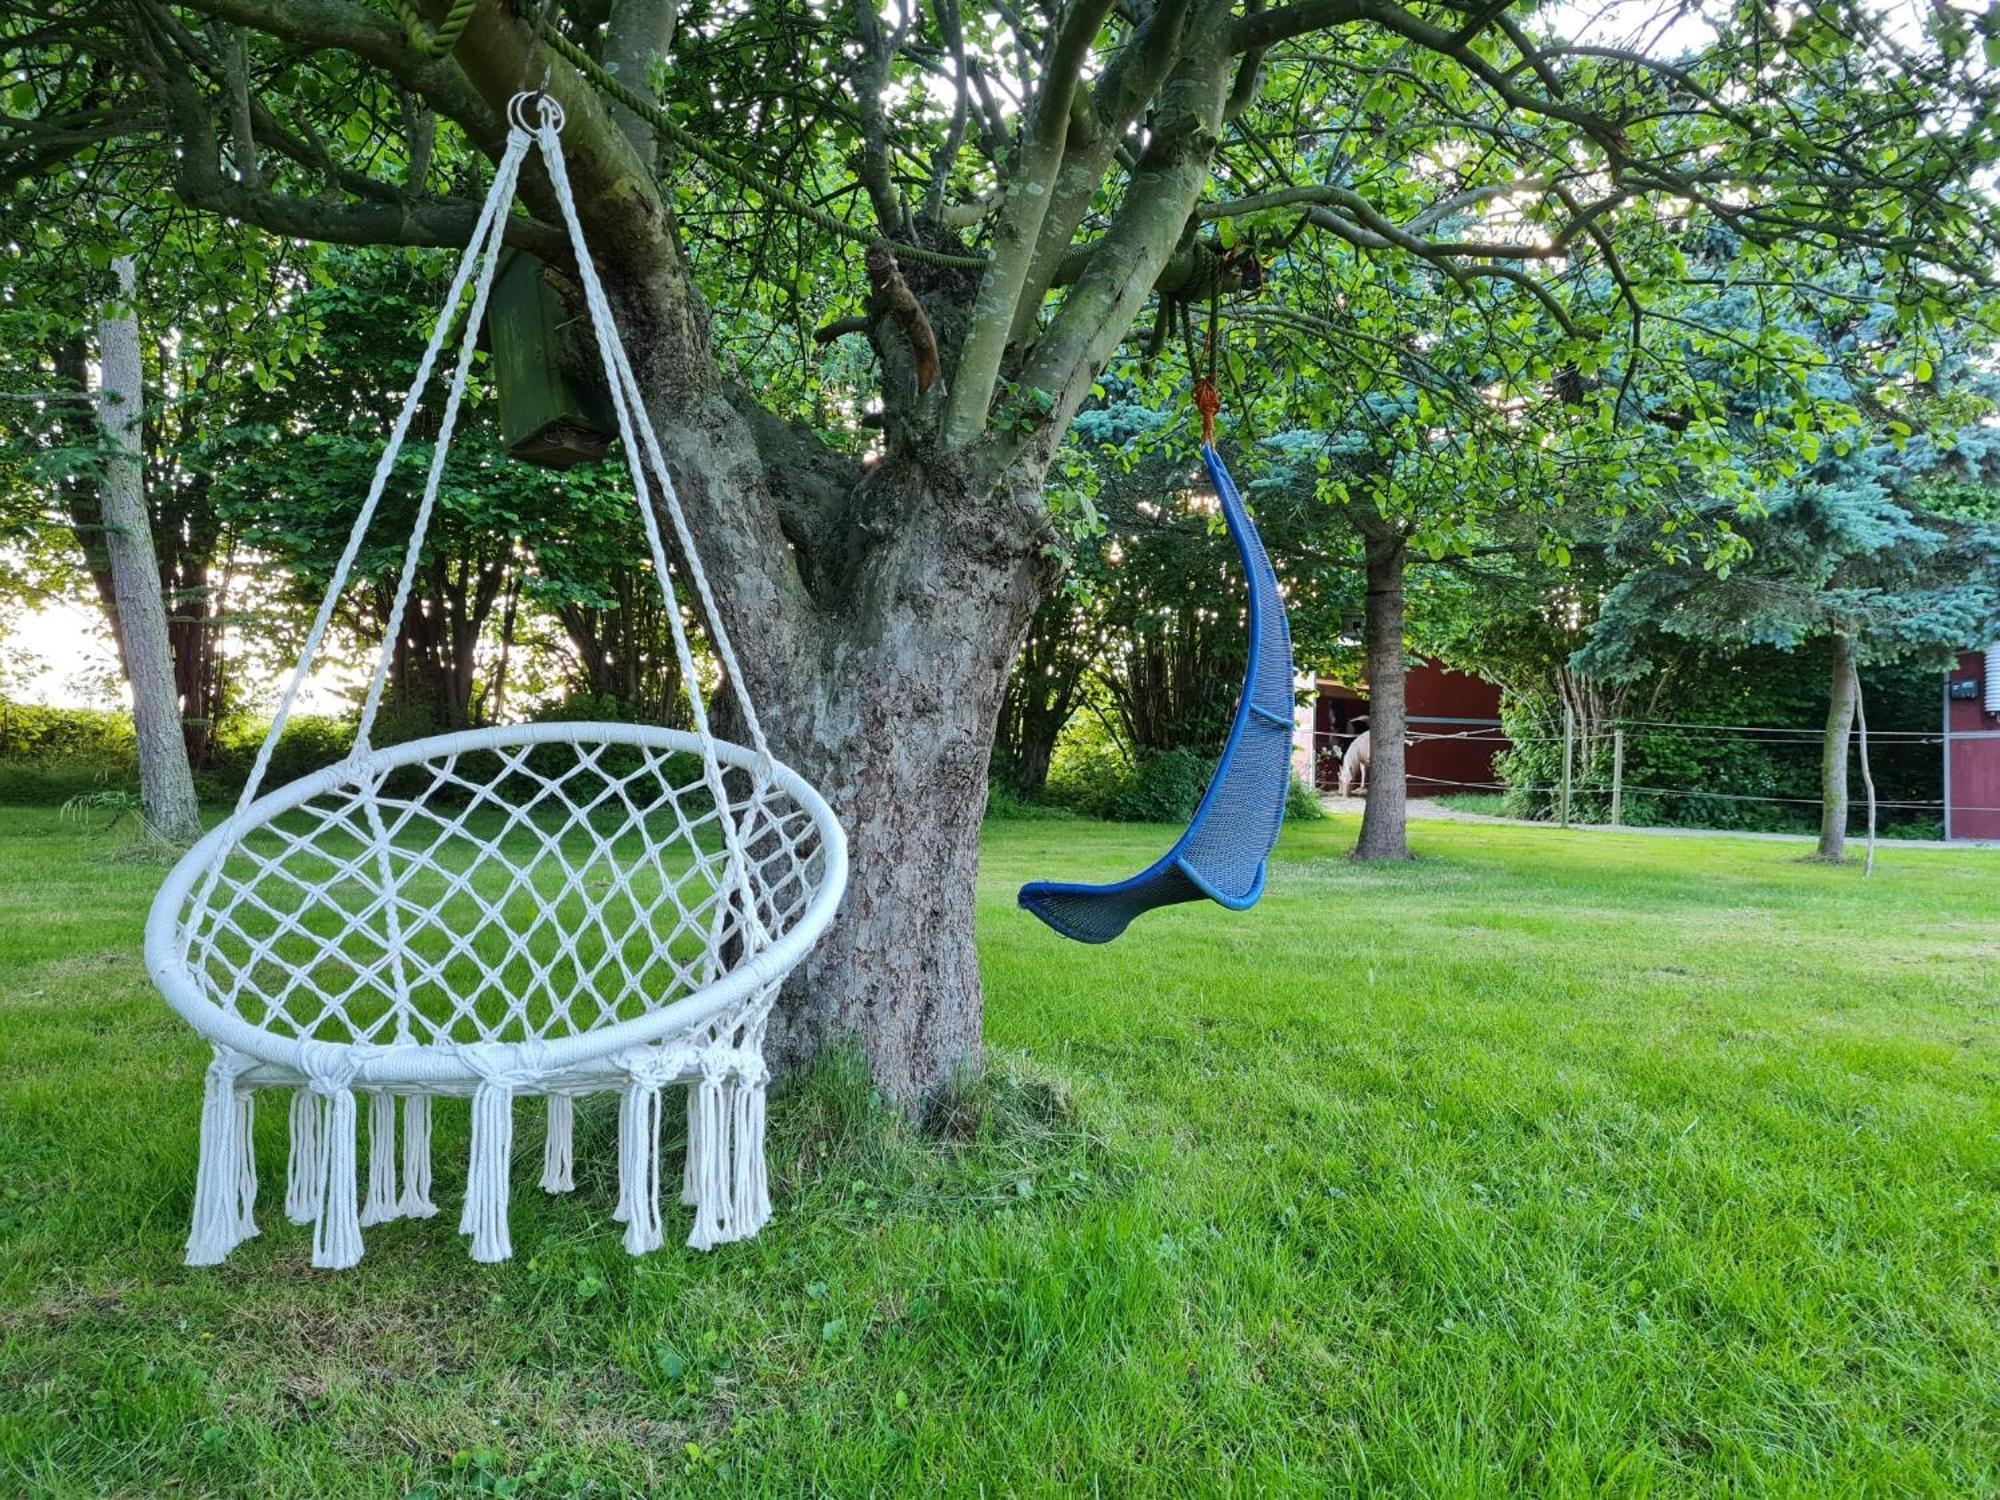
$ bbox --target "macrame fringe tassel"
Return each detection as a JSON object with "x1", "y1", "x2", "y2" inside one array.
[
  {"x1": 730, "y1": 1074, "x2": 771, "y2": 1239},
  {"x1": 186, "y1": 1053, "x2": 256, "y2": 1266},
  {"x1": 680, "y1": 1083, "x2": 701, "y2": 1207},
  {"x1": 310, "y1": 1086, "x2": 363, "y2": 1270},
  {"x1": 611, "y1": 1087, "x2": 634, "y2": 1223},
  {"x1": 461, "y1": 1081, "x2": 515, "y2": 1263},
  {"x1": 541, "y1": 1094, "x2": 575, "y2": 1193},
  {"x1": 400, "y1": 1094, "x2": 437, "y2": 1218},
  {"x1": 360, "y1": 1091, "x2": 400, "y2": 1227},
  {"x1": 685, "y1": 1071, "x2": 734, "y2": 1251},
  {"x1": 285, "y1": 1085, "x2": 320, "y2": 1225},
  {"x1": 617, "y1": 1081, "x2": 665, "y2": 1255},
  {"x1": 234, "y1": 1086, "x2": 261, "y2": 1243}
]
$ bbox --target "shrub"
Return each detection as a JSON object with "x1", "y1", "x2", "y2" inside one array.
[
  {"x1": 0, "y1": 700, "x2": 368, "y2": 807},
  {"x1": 1041, "y1": 727, "x2": 1132, "y2": 818},
  {"x1": 203, "y1": 712, "x2": 355, "y2": 797},
  {"x1": 983, "y1": 784, "x2": 1079, "y2": 822},
  {"x1": 0, "y1": 700, "x2": 137, "y2": 768},
  {"x1": 1285, "y1": 773, "x2": 1326, "y2": 821},
  {"x1": 1104, "y1": 747, "x2": 1214, "y2": 823}
]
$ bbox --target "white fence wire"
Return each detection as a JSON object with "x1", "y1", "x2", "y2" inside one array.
[{"x1": 1309, "y1": 715, "x2": 1999, "y2": 821}]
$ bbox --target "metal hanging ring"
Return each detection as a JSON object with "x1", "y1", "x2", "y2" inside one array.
[{"x1": 507, "y1": 90, "x2": 564, "y2": 134}]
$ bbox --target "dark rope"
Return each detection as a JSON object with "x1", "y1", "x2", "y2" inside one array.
[{"x1": 390, "y1": 0, "x2": 478, "y2": 58}]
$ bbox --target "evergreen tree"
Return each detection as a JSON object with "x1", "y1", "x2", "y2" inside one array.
[{"x1": 1580, "y1": 289, "x2": 2000, "y2": 858}]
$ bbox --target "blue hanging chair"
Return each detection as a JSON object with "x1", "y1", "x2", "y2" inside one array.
[{"x1": 1019, "y1": 444, "x2": 1295, "y2": 943}]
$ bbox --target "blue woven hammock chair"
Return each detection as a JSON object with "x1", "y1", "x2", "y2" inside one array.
[{"x1": 1019, "y1": 444, "x2": 1295, "y2": 943}]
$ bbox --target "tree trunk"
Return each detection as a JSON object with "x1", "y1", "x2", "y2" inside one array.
[
  {"x1": 1354, "y1": 529, "x2": 1410, "y2": 861},
  {"x1": 1817, "y1": 633, "x2": 1858, "y2": 860},
  {"x1": 994, "y1": 593, "x2": 1092, "y2": 797},
  {"x1": 96, "y1": 257, "x2": 201, "y2": 846},
  {"x1": 51, "y1": 338, "x2": 131, "y2": 677},
  {"x1": 750, "y1": 461, "x2": 1049, "y2": 1106}
]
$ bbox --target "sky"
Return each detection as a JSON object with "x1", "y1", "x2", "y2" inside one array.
[{"x1": 3, "y1": 583, "x2": 122, "y2": 708}]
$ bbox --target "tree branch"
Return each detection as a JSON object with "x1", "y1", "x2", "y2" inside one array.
[
  {"x1": 131, "y1": 8, "x2": 566, "y2": 256},
  {"x1": 938, "y1": 0, "x2": 1121, "y2": 446},
  {"x1": 1231, "y1": 0, "x2": 1363, "y2": 53},
  {"x1": 172, "y1": 0, "x2": 508, "y2": 156}
]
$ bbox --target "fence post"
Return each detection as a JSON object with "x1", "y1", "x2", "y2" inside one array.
[
  {"x1": 1611, "y1": 729, "x2": 1624, "y2": 829},
  {"x1": 1559, "y1": 703, "x2": 1574, "y2": 828}
]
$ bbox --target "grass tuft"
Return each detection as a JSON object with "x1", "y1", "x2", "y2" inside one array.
[{"x1": 775, "y1": 1046, "x2": 1118, "y2": 1232}]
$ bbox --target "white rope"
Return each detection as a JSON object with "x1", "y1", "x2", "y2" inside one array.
[
  {"x1": 532, "y1": 121, "x2": 769, "y2": 766},
  {"x1": 302, "y1": 1044, "x2": 363, "y2": 1270},
  {"x1": 187, "y1": 1047, "x2": 256, "y2": 1265},
  {"x1": 459, "y1": 1042, "x2": 545, "y2": 1262},
  {"x1": 353, "y1": 140, "x2": 528, "y2": 751},
  {"x1": 400, "y1": 1095, "x2": 438, "y2": 1218},
  {"x1": 684, "y1": 1055, "x2": 732, "y2": 1251},
  {"x1": 532, "y1": 111, "x2": 770, "y2": 942},
  {"x1": 219, "y1": 129, "x2": 533, "y2": 819},
  {"x1": 361, "y1": 1091, "x2": 400, "y2": 1226},
  {"x1": 540, "y1": 1094, "x2": 574, "y2": 1193},
  {"x1": 183, "y1": 131, "x2": 537, "y2": 951},
  {"x1": 284, "y1": 1086, "x2": 319, "y2": 1225},
  {"x1": 233, "y1": 1085, "x2": 260, "y2": 1243}
]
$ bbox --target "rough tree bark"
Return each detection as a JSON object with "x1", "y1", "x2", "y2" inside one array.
[
  {"x1": 1817, "y1": 633, "x2": 1858, "y2": 861},
  {"x1": 165, "y1": 531, "x2": 227, "y2": 768},
  {"x1": 1355, "y1": 527, "x2": 1411, "y2": 860},
  {"x1": 753, "y1": 467, "x2": 1051, "y2": 1093},
  {"x1": 96, "y1": 257, "x2": 202, "y2": 846}
]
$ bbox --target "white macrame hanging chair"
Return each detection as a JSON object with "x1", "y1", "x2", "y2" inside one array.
[{"x1": 147, "y1": 95, "x2": 847, "y2": 1270}]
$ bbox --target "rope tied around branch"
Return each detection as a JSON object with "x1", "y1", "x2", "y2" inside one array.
[
  {"x1": 390, "y1": 0, "x2": 478, "y2": 58},
  {"x1": 1193, "y1": 377, "x2": 1221, "y2": 447}
]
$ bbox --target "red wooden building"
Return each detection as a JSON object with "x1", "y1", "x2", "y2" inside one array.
[
  {"x1": 1300, "y1": 661, "x2": 1509, "y2": 796},
  {"x1": 1945, "y1": 647, "x2": 2000, "y2": 842}
]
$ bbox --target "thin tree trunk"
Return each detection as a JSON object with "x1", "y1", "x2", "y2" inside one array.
[
  {"x1": 1855, "y1": 665, "x2": 1877, "y2": 877},
  {"x1": 1817, "y1": 634, "x2": 1857, "y2": 861},
  {"x1": 486, "y1": 576, "x2": 520, "y2": 725},
  {"x1": 1354, "y1": 529, "x2": 1410, "y2": 861},
  {"x1": 96, "y1": 256, "x2": 200, "y2": 846},
  {"x1": 52, "y1": 338, "x2": 129, "y2": 676}
]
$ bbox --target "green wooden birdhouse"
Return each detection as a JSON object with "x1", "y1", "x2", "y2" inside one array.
[{"x1": 487, "y1": 251, "x2": 614, "y2": 469}]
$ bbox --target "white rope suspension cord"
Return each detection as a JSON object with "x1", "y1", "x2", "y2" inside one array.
[
  {"x1": 530, "y1": 99, "x2": 771, "y2": 942},
  {"x1": 183, "y1": 131, "x2": 536, "y2": 939},
  {"x1": 196, "y1": 103, "x2": 773, "y2": 949},
  {"x1": 220, "y1": 129, "x2": 535, "y2": 820},
  {"x1": 537, "y1": 125, "x2": 771, "y2": 767},
  {"x1": 334, "y1": 125, "x2": 528, "y2": 1040},
  {"x1": 353, "y1": 140, "x2": 530, "y2": 751}
]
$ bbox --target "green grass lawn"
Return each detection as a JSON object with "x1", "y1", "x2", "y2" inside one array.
[{"x1": 2, "y1": 806, "x2": 1997, "y2": 1496}]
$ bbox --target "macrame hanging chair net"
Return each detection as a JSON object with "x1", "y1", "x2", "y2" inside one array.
[{"x1": 146, "y1": 95, "x2": 847, "y2": 1270}]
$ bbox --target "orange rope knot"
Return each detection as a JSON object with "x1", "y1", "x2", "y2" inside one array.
[{"x1": 1193, "y1": 379, "x2": 1221, "y2": 447}]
